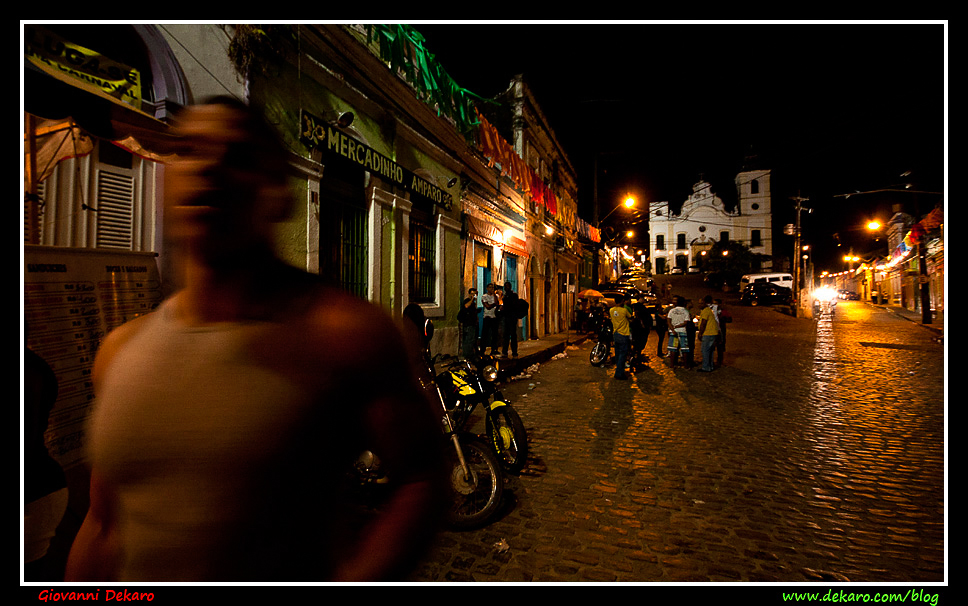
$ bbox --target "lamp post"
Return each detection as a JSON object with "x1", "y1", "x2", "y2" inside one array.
[
  {"x1": 593, "y1": 195, "x2": 636, "y2": 283},
  {"x1": 866, "y1": 220, "x2": 887, "y2": 304},
  {"x1": 790, "y1": 194, "x2": 811, "y2": 317}
]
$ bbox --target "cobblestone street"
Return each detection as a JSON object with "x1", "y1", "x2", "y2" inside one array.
[{"x1": 407, "y1": 299, "x2": 946, "y2": 585}]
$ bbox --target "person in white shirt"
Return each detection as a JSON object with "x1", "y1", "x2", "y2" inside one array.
[{"x1": 665, "y1": 296, "x2": 692, "y2": 368}]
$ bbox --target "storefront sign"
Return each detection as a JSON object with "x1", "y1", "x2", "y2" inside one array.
[
  {"x1": 24, "y1": 246, "x2": 163, "y2": 468},
  {"x1": 300, "y1": 110, "x2": 453, "y2": 210},
  {"x1": 25, "y1": 25, "x2": 142, "y2": 108}
]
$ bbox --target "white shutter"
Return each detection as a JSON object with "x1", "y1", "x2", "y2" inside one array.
[{"x1": 95, "y1": 169, "x2": 135, "y2": 249}]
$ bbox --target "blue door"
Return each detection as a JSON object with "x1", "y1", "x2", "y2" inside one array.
[{"x1": 505, "y1": 255, "x2": 525, "y2": 339}]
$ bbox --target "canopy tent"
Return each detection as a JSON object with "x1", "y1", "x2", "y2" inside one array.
[
  {"x1": 24, "y1": 58, "x2": 182, "y2": 244},
  {"x1": 24, "y1": 58, "x2": 182, "y2": 184}
]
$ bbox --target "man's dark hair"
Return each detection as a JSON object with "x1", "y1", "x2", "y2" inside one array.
[{"x1": 178, "y1": 95, "x2": 292, "y2": 187}]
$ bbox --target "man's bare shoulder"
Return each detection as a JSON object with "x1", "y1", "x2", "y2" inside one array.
[
  {"x1": 92, "y1": 312, "x2": 156, "y2": 391},
  {"x1": 303, "y1": 289, "x2": 402, "y2": 348}
]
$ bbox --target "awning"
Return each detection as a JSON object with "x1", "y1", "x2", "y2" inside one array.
[
  {"x1": 464, "y1": 214, "x2": 502, "y2": 247},
  {"x1": 464, "y1": 214, "x2": 529, "y2": 258},
  {"x1": 24, "y1": 58, "x2": 181, "y2": 159}
]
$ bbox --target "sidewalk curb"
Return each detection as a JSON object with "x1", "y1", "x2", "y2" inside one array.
[
  {"x1": 872, "y1": 303, "x2": 944, "y2": 340},
  {"x1": 499, "y1": 333, "x2": 592, "y2": 379}
]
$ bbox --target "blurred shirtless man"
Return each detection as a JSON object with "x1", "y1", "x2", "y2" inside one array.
[{"x1": 66, "y1": 97, "x2": 443, "y2": 582}]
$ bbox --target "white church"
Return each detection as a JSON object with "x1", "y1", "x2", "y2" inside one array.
[{"x1": 648, "y1": 168, "x2": 772, "y2": 274}]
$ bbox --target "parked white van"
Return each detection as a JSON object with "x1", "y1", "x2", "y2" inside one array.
[{"x1": 739, "y1": 272, "x2": 794, "y2": 291}]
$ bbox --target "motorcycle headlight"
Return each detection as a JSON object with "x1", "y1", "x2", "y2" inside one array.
[{"x1": 482, "y1": 365, "x2": 498, "y2": 382}]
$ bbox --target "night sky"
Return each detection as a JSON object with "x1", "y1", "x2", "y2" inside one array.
[{"x1": 411, "y1": 21, "x2": 946, "y2": 272}]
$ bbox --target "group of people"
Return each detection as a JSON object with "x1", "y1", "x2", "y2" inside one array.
[
  {"x1": 458, "y1": 281, "x2": 521, "y2": 359},
  {"x1": 606, "y1": 292, "x2": 731, "y2": 379},
  {"x1": 659, "y1": 295, "x2": 730, "y2": 372}
]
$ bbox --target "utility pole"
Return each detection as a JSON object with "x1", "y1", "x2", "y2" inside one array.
[{"x1": 789, "y1": 193, "x2": 810, "y2": 317}]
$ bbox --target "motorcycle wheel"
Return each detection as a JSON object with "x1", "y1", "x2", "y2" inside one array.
[
  {"x1": 589, "y1": 341, "x2": 609, "y2": 366},
  {"x1": 485, "y1": 403, "x2": 528, "y2": 473},
  {"x1": 446, "y1": 434, "x2": 504, "y2": 529}
]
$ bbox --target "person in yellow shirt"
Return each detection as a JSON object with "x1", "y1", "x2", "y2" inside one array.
[
  {"x1": 698, "y1": 295, "x2": 720, "y2": 372},
  {"x1": 609, "y1": 294, "x2": 633, "y2": 380}
]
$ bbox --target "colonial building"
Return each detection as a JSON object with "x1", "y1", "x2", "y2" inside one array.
[
  {"x1": 649, "y1": 169, "x2": 773, "y2": 274},
  {"x1": 24, "y1": 24, "x2": 191, "y2": 261},
  {"x1": 481, "y1": 75, "x2": 581, "y2": 339},
  {"x1": 233, "y1": 25, "x2": 474, "y2": 355}
]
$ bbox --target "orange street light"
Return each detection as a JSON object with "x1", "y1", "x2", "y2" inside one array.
[{"x1": 600, "y1": 195, "x2": 637, "y2": 224}]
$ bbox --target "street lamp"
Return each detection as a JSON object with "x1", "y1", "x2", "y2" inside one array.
[
  {"x1": 865, "y1": 220, "x2": 890, "y2": 304},
  {"x1": 593, "y1": 195, "x2": 637, "y2": 283},
  {"x1": 834, "y1": 182, "x2": 942, "y2": 325},
  {"x1": 600, "y1": 195, "x2": 636, "y2": 224}
]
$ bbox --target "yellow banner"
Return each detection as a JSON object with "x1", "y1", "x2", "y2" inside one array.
[{"x1": 25, "y1": 25, "x2": 142, "y2": 107}]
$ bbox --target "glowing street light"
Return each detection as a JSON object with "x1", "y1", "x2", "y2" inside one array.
[{"x1": 600, "y1": 195, "x2": 636, "y2": 224}]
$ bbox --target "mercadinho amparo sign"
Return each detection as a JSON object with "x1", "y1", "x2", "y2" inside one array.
[{"x1": 300, "y1": 111, "x2": 453, "y2": 211}]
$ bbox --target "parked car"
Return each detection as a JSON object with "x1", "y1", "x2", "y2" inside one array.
[
  {"x1": 740, "y1": 282, "x2": 793, "y2": 306},
  {"x1": 738, "y1": 272, "x2": 794, "y2": 291},
  {"x1": 837, "y1": 289, "x2": 860, "y2": 300},
  {"x1": 597, "y1": 282, "x2": 658, "y2": 310},
  {"x1": 597, "y1": 282, "x2": 645, "y2": 300},
  {"x1": 617, "y1": 271, "x2": 653, "y2": 293}
]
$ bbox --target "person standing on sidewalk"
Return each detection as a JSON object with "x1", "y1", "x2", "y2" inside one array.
[
  {"x1": 458, "y1": 288, "x2": 479, "y2": 359},
  {"x1": 610, "y1": 294, "x2": 633, "y2": 380},
  {"x1": 480, "y1": 283, "x2": 498, "y2": 355},
  {"x1": 500, "y1": 282, "x2": 519, "y2": 358},
  {"x1": 697, "y1": 295, "x2": 720, "y2": 372}
]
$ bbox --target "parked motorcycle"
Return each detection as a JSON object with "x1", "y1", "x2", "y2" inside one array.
[
  {"x1": 434, "y1": 353, "x2": 528, "y2": 474},
  {"x1": 589, "y1": 310, "x2": 613, "y2": 367},
  {"x1": 352, "y1": 317, "x2": 504, "y2": 530}
]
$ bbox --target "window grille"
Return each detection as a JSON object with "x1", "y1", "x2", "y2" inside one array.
[{"x1": 408, "y1": 218, "x2": 436, "y2": 303}]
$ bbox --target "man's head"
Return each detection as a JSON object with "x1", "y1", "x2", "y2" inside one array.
[
  {"x1": 613, "y1": 294, "x2": 625, "y2": 306},
  {"x1": 703, "y1": 295, "x2": 713, "y2": 306},
  {"x1": 486, "y1": 283, "x2": 495, "y2": 293},
  {"x1": 165, "y1": 97, "x2": 293, "y2": 260},
  {"x1": 504, "y1": 282, "x2": 512, "y2": 293},
  {"x1": 469, "y1": 288, "x2": 478, "y2": 297}
]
